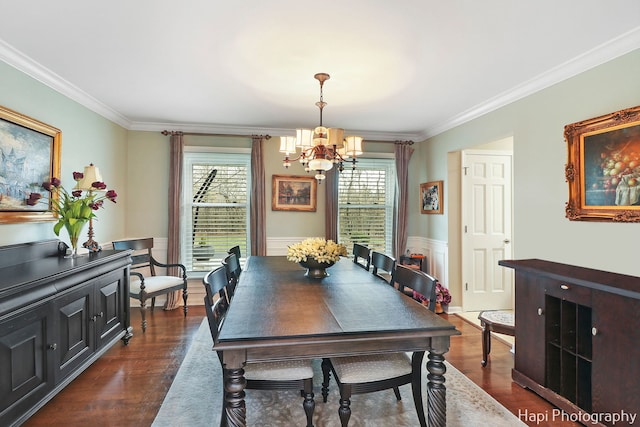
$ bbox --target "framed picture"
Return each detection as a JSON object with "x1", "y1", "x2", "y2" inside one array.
[
  {"x1": 0, "y1": 106, "x2": 61, "y2": 223},
  {"x1": 272, "y1": 175, "x2": 317, "y2": 212},
  {"x1": 420, "y1": 180, "x2": 443, "y2": 214},
  {"x1": 565, "y1": 105, "x2": 640, "y2": 222}
]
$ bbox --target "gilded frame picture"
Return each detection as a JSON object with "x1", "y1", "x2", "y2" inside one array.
[
  {"x1": 420, "y1": 180, "x2": 443, "y2": 214},
  {"x1": 0, "y1": 106, "x2": 61, "y2": 223},
  {"x1": 272, "y1": 174, "x2": 317, "y2": 212},
  {"x1": 565, "y1": 105, "x2": 640, "y2": 222}
]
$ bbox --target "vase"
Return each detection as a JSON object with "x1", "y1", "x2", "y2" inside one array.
[
  {"x1": 299, "y1": 258, "x2": 335, "y2": 279},
  {"x1": 63, "y1": 219, "x2": 89, "y2": 258},
  {"x1": 435, "y1": 302, "x2": 444, "y2": 314}
]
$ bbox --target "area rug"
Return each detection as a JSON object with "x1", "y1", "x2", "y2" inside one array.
[{"x1": 152, "y1": 319, "x2": 525, "y2": 426}]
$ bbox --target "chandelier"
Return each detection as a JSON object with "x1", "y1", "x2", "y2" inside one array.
[{"x1": 280, "y1": 73, "x2": 363, "y2": 182}]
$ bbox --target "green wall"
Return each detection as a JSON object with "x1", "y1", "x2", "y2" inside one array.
[
  {"x1": 411, "y1": 49, "x2": 640, "y2": 278},
  {"x1": 0, "y1": 61, "x2": 128, "y2": 247},
  {"x1": 2, "y1": 48, "x2": 638, "y2": 283}
]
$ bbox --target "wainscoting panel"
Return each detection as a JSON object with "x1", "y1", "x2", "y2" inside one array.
[{"x1": 406, "y1": 236, "x2": 458, "y2": 312}]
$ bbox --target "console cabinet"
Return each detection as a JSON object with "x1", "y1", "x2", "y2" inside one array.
[
  {"x1": 500, "y1": 259, "x2": 640, "y2": 427},
  {"x1": 0, "y1": 240, "x2": 132, "y2": 427}
]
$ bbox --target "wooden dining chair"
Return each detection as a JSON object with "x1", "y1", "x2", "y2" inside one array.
[
  {"x1": 395, "y1": 264, "x2": 438, "y2": 311},
  {"x1": 370, "y1": 251, "x2": 396, "y2": 285},
  {"x1": 227, "y1": 245, "x2": 241, "y2": 261},
  {"x1": 202, "y1": 266, "x2": 316, "y2": 427},
  {"x1": 321, "y1": 265, "x2": 438, "y2": 427},
  {"x1": 112, "y1": 237, "x2": 187, "y2": 332},
  {"x1": 352, "y1": 243, "x2": 371, "y2": 270},
  {"x1": 221, "y1": 252, "x2": 241, "y2": 300},
  {"x1": 203, "y1": 265, "x2": 231, "y2": 308}
]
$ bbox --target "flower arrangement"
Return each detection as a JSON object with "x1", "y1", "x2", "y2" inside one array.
[
  {"x1": 28, "y1": 172, "x2": 117, "y2": 253},
  {"x1": 286, "y1": 237, "x2": 347, "y2": 264},
  {"x1": 413, "y1": 281, "x2": 452, "y2": 307},
  {"x1": 435, "y1": 282, "x2": 452, "y2": 305}
]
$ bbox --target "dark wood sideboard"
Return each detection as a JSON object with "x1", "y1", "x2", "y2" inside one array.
[
  {"x1": 0, "y1": 240, "x2": 133, "y2": 427},
  {"x1": 500, "y1": 259, "x2": 640, "y2": 427}
]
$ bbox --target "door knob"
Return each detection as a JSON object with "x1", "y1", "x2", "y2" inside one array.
[{"x1": 503, "y1": 239, "x2": 510, "y2": 244}]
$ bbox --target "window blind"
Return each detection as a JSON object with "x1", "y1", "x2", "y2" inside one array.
[
  {"x1": 338, "y1": 158, "x2": 395, "y2": 254},
  {"x1": 182, "y1": 152, "x2": 250, "y2": 273}
]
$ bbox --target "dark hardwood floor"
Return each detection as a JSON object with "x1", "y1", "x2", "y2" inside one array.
[{"x1": 23, "y1": 307, "x2": 579, "y2": 427}]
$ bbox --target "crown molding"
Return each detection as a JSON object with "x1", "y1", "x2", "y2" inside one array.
[
  {"x1": 0, "y1": 38, "x2": 132, "y2": 128},
  {"x1": 2, "y1": 26, "x2": 638, "y2": 141},
  {"x1": 419, "y1": 26, "x2": 640, "y2": 140}
]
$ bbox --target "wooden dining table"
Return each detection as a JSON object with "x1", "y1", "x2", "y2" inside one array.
[{"x1": 216, "y1": 256, "x2": 460, "y2": 426}]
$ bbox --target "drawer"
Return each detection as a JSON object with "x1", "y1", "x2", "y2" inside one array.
[{"x1": 545, "y1": 279, "x2": 591, "y2": 306}]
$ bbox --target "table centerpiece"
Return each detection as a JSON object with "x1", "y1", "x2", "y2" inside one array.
[{"x1": 286, "y1": 237, "x2": 347, "y2": 278}]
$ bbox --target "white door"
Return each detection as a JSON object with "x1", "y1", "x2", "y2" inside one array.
[{"x1": 462, "y1": 150, "x2": 513, "y2": 311}]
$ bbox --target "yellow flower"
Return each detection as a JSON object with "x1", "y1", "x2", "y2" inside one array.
[{"x1": 287, "y1": 237, "x2": 347, "y2": 263}]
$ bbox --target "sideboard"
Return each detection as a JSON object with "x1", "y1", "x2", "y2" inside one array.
[
  {"x1": 500, "y1": 259, "x2": 640, "y2": 427},
  {"x1": 0, "y1": 240, "x2": 133, "y2": 427}
]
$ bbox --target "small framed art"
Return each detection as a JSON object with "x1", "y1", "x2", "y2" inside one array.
[
  {"x1": 272, "y1": 175, "x2": 317, "y2": 212},
  {"x1": 420, "y1": 180, "x2": 443, "y2": 214}
]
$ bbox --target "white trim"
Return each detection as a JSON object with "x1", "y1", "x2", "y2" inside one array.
[
  {"x1": 267, "y1": 236, "x2": 314, "y2": 256},
  {"x1": 3, "y1": 28, "x2": 637, "y2": 140},
  {"x1": 406, "y1": 235, "x2": 455, "y2": 312},
  {"x1": 419, "y1": 26, "x2": 640, "y2": 139}
]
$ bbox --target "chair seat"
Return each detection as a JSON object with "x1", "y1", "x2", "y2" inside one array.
[
  {"x1": 330, "y1": 353, "x2": 412, "y2": 383},
  {"x1": 130, "y1": 275, "x2": 184, "y2": 295},
  {"x1": 245, "y1": 359, "x2": 314, "y2": 381}
]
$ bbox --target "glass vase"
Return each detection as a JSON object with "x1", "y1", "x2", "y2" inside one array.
[{"x1": 64, "y1": 219, "x2": 88, "y2": 258}]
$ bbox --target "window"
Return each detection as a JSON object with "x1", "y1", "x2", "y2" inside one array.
[
  {"x1": 181, "y1": 151, "x2": 251, "y2": 274},
  {"x1": 338, "y1": 158, "x2": 395, "y2": 255}
]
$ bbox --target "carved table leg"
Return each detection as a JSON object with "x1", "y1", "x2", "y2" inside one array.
[
  {"x1": 426, "y1": 348, "x2": 447, "y2": 427},
  {"x1": 224, "y1": 367, "x2": 247, "y2": 427},
  {"x1": 481, "y1": 322, "x2": 490, "y2": 367}
]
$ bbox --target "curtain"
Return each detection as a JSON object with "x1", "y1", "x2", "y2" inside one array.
[
  {"x1": 393, "y1": 142, "x2": 414, "y2": 259},
  {"x1": 165, "y1": 132, "x2": 184, "y2": 310},
  {"x1": 324, "y1": 168, "x2": 339, "y2": 242},
  {"x1": 250, "y1": 135, "x2": 267, "y2": 256}
]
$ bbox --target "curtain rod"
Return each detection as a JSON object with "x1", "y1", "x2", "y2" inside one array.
[
  {"x1": 161, "y1": 130, "x2": 272, "y2": 139},
  {"x1": 161, "y1": 130, "x2": 412, "y2": 144}
]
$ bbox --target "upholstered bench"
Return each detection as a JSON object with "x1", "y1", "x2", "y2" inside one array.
[{"x1": 478, "y1": 310, "x2": 515, "y2": 367}]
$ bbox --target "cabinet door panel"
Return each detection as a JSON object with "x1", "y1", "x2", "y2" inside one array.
[
  {"x1": 0, "y1": 307, "x2": 53, "y2": 415},
  {"x1": 591, "y1": 291, "x2": 640, "y2": 415},
  {"x1": 96, "y1": 274, "x2": 124, "y2": 344},
  {"x1": 55, "y1": 287, "x2": 93, "y2": 381},
  {"x1": 514, "y1": 271, "x2": 546, "y2": 384}
]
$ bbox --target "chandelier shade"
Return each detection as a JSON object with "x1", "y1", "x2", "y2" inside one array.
[{"x1": 281, "y1": 73, "x2": 363, "y2": 182}]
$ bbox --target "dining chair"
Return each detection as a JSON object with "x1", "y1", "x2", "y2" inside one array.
[
  {"x1": 112, "y1": 237, "x2": 188, "y2": 332},
  {"x1": 227, "y1": 245, "x2": 241, "y2": 261},
  {"x1": 203, "y1": 265, "x2": 231, "y2": 307},
  {"x1": 321, "y1": 265, "x2": 438, "y2": 427},
  {"x1": 202, "y1": 266, "x2": 316, "y2": 427},
  {"x1": 221, "y1": 252, "x2": 241, "y2": 300},
  {"x1": 394, "y1": 264, "x2": 438, "y2": 311},
  {"x1": 352, "y1": 243, "x2": 371, "y2": 270},
  {"x1": 370, "y1": 251, "x2": 396, "y2": 285}
]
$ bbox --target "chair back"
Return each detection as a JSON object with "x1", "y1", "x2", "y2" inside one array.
[
  {"x1": 370, "y1": 251, "x2": 396, "y2": 285},
  {"x1": 113, "y1": 237, "x2": 157, "y2": 275},
  {"x1": 394, "y1": 264, "x2": 439, "y2": 312},
  {"x1": 203, "y1": 289, "x2": 228, "y2": 365},
  {"x1": 203, "y1": 266, "x2": 230, "y2": 307},
  {"x1": 352, "y1": 243, "x2": 371, "y2": 270},
  {"x1": 228, "y1": 245, "x2": 241, "y2": 261},
  {"x1": 222, "y1": 252, "x2": 241, "y2": 298}
]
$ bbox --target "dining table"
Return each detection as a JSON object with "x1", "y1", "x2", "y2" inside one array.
[{"x1": 215, "y1": 255, "x2": 460, "y2": 427}]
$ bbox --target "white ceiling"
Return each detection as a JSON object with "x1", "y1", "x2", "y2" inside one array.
[{"x1": 1, "y1": 1, "x2": 639, "y2": 141}]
